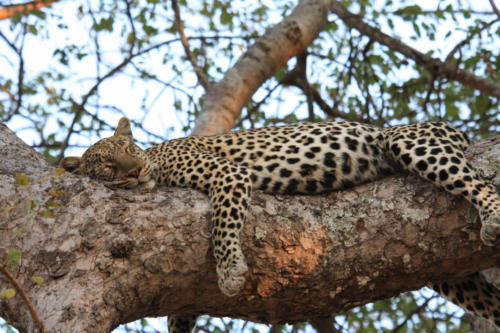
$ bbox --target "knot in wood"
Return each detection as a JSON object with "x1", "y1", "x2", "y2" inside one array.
[{"x1": 284, "y1": 20, "x2": 301, "y2": 44}]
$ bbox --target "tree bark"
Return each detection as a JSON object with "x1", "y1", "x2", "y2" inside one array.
[
  {"x1": 0, "y1": 0, "x2": 59, "y2": 21},
  {"x1": 192, "y1": 0, "x2": 331, "y2": 136},
  {"x1": 1, "y1": 122, "x2": 499, "y2": 332}
]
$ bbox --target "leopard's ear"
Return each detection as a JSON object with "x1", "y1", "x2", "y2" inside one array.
[
  {"x1": 59, "y1": 156, "x2": 83, "y2": 174},
  {"x1": 114, "y1": 117, "x2": 133, "y2": 139}
]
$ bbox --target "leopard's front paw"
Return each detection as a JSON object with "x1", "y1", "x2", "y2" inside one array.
[
  {"x1": 217, "y1": 259, "x2": 248, "y2": 297},
  {"x1": 480, "y1": 214, "x2": 500, "y2": 246},
  {"x1": 105, "y1": 177, "x2": 139, "y2": 189}
]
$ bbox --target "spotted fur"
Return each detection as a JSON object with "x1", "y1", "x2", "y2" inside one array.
[
  {"x1": 433, "y1": 273, "x2": 500, "y2": 327},
  {"x1": 60, "y1": 118, "x2": 500, "y2": 332}
]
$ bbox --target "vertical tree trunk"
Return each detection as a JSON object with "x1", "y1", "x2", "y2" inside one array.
[{"x1": 192, "y1": 0, "x2": 331, "y2": 135}]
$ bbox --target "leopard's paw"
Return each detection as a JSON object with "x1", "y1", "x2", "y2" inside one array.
[
  {"x1": 218, "y1": 260, "x2": 248, "y2": 297},
  {"x1": 480, "y1": 214, "x2": 500, "y2": 246}
]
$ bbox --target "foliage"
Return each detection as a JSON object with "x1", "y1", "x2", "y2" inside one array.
[{"x1": 1, "y1": 0, "x2": 499, "y2": 332}]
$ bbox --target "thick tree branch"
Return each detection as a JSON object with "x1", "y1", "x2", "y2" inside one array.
[
  {"x1": 0, "y1": 0, "x2": 59, "y2": 20},
  {"x1": 0, "y1": 123, "x2": 499, "y2": 332},
  {"x1": 489, "y1": 0, "x2": 500, "y2": 19},
  {"x1": 329, "y1": 0, "x2": 500, "y2": 99},
  {"x1": 192, "y1": 0, "x2": 331, "y2": 135}
]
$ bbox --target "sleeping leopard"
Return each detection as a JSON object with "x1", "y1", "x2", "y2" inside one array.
[{"x1": 60, "y1": 117, "x2": 500, "y2": 332}]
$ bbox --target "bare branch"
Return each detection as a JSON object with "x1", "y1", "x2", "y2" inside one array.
[
  {"x1": 56, "y1": 53, "x2": 135, "y2": 163},
  {"x1": 171, "y1": 0, "x2": 210, "y2": 91},
  {"x1": 280, "y1": 53, "x2": 353, "y2": 121},
  {"x1": 489, "y1": 0, "x2": 500, "y2": 19},
  {"x1": 445, "y1": 19, "x2": 499, "y2": 63},
  {"x1": 0, "y1": 264, "x2": 46, "y2": 333}
]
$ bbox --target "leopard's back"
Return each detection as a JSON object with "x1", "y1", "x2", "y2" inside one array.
[{"x1": 192, "y1": 122, "x2": 396, "y2": 194}]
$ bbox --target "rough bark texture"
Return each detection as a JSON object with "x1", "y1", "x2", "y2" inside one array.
[
  {"x1": 1, "y1": 122, "x2": 499, "y2": 333},
  {"x1": 192, "y1": 0, "x2": 331, "y2": 136}
]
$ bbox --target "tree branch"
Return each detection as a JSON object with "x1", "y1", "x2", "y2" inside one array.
[
  {"x1": 489, "y1": 0, "x2": 500, "y2": 19},
  {"x1": 192, "y1": 0, "x2": 331, "y2": 135},
  {"x1": 171, "y1": 0, "x2": 210, "y2": 91},
  {"x1": 0, "y1": 264, "x2": 46, "y2": 333},
  {"x1": 280, "y1": 53, "x2": 353, "y2": 121},
  {"x1": 1, "y1": 122, "x2": 499, "y2": 332},
  {"x1": 329, "y1": 0, "x2": 500, "y2": 99},
  {"x1": 0, "y1": 0, "x2": 59, "y2": 20}
]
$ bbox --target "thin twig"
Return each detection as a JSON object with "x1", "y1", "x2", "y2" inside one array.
[
  {"x1": 280, "y1": 53, "x2": 353, "y2": 121},
  {"x1": 390, "y1": 294, "x2": 435, "y2": 332},
  {"x1": 171, "y1": 0, "x2": 210, "y2": 91},
  {"x1": 56, "y1": 53, "x2": 134, "y2": 162},
  {"x1": 124, "y1": 0, "x2": 136, "y2": 56},
  {"x1": 445, "y1": 18, "x2": 499, "y2": 62},
  {"x1": 0, "y1": 264, "x2": 46, "y2": 333},
  {"x1": 329, "y1": 0, "x2": 500, "y2": 99}
]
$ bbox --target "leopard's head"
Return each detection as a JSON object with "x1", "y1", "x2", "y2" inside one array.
[{"x1": 60, "y1": 117, "x2": 155, "y2": 189}]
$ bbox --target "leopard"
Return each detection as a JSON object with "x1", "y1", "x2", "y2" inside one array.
[{"x1": 60, "y1": 117, "x2": 500, "y2": 332}]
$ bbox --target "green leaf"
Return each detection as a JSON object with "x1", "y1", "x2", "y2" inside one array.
[
  {"x1": 11, "y1": 11, "x2": 21, "y2": 24},
  {"x1": 412, "y1": 22, "x2": 421, "y2": 37},
  {"x1": 27, "y1": 24, "x2": 38, "y2": 35},
  {"x1": 92, "y1": 17, "x2": 114, "y2": 32},
  {"x1": 39, "y1": 210, "x2": 54, "y2": 218},
  {"x1": 46, "y1": 201, "x2": 60, "y2": 208},
  {"x1": 220, "y1": 10, "x2": 232, "y2": 26},
  {"x1": 3, "y1": 205, "x2": 16, "y2": 214},
  {"x1": 23, "y1": 200, "x2": 36, "y2": 215},
  {"x1": 15, "y1": 173, "x2": 30, "y2": 186},
  {"x1": 394, "y1": 4, "x2": 422, "y2": 20},
  {"x1": 11, "y1": 226, "x2": 25, "y2": 239},
  {"x1": 31, "y1": 276, "x2": 44, "y2": 285},
  {"x1": 30, "y1": 9, "x2": 46, "y2": 19},
  {"x1": 0, "y1": 289, "x2": 16, "y2": 299},
  {"x1": 7, "y1": 250, "x2": 21, "y2": 266}
]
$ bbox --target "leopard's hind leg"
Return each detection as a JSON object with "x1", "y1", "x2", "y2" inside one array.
[
  {"x1": 432, "y1": 273, "x2": 500, "y2": 327},
  {"x1": 383, "y1": 122, "x2": 500, "y2": 245}
]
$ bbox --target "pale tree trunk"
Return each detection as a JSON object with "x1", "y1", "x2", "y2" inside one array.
[
  {"x1": 1, "y1": 123, "x2": 500, "y2": 332},
  {"x1": 192, "y1": 0, "x2": 331, "y2": 136}
]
